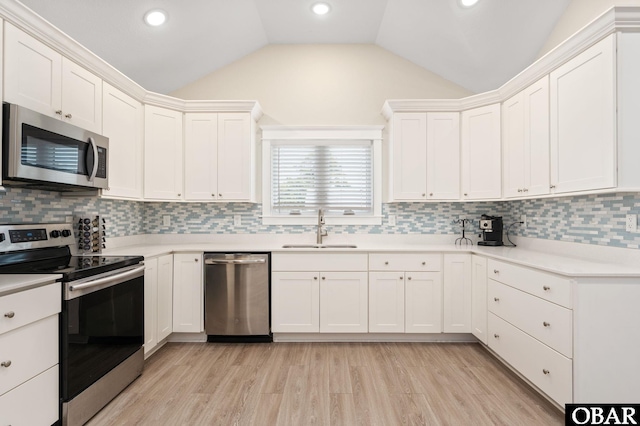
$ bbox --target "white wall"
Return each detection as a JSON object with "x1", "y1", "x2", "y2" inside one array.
[
  {"x1": 170, "y1": 44, "x2": 472, "y2": 126},
  {"x1": 537, "y1": 0, "x2": 640, "y2": 58}
]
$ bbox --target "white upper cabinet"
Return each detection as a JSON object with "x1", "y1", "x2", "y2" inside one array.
[
  {"x1": 426, "y1": 112, "x2": 460, "y2": 200},
  {"x1": 4, "y1": 23, "x2": 102, "y2": 133},
  {"x1": 391, "y1": 113, "x2": 428, "y2": 200},
  {"x1": 102, "y1": 83, "x2": 143, "y2": 199},
  {"x1": 184, "y1": 112, "x2": 255, "y2": 202},
  {"x1": 503, "y1": 76, "x2": 550, "y2": 198},
  {"x1": 389, "y1": 112, "x2": 460, "y2": 201},
  {"x1": 461, "y1": 104, "x2": 501, "y2": 200},
  {"x1": 144, "y1": 105, "x2": 184, "y2": 200},
  {"x1": 550, "y1": 35, "x2": 616, "y2": 194}
]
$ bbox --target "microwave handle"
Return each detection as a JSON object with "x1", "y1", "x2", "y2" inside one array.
[{"x1": 87, "y1": 137, "x2": 99, "y2": 182}]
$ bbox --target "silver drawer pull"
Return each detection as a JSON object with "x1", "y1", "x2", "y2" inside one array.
[
  {"x1": 313, "y1": 277, "x2": 318, "y2": 280},
  {"x1": 493, "y1": 297, "x2": 499, "y2": 302},
  {"x1": 205, "y1": 258, "x2": 266, "y2": 265},
  {"x1": 4, "y1": 311, "x2": 15, "y2": 318},
  {"x1": 493, "y1": 334, "x2": 499, "y2": 339},
  {"x1": 543, "y1": 286, "x2": 551, "y2": 291},
  {"x1": 543, "y1": 321, "x2": 551, "y2": 327},
  {"x1": 493, "y1": 269, "x2": 499, "y2": 274},
  {"x1": 1, "y1": 360, "x2": 11, "y2": 368},
  {"x1": 385, "y1": 261, "x2": 389, "y2": 265},
  {"x1": 543, "y1": 369, "x2": 550, "y2": 375},
  {"x1": 65, "y1": 113, "x2": 73, "y2": 119},
  {"x1": 407, "y1": 277, "x2": 412, "y2": 280},
  {"x1": 421, "y1": 261, "x2": 426, "y2": 265}
]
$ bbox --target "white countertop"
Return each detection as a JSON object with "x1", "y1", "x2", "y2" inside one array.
[
  {"x1": 102, "y1": 240, "x2": 640, "y2": 278},
  {"x1": 0, "y1": 274, "x2": 62, "y2": 297}
]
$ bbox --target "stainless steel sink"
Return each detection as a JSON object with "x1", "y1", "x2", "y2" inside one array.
[{"x1": 281, "y1": 244, "x2": 358, "y2": 249}]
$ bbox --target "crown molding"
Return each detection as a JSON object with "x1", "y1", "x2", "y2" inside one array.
[
  {"x1": 382, "y1": 6, "x2": 640, "y2": 117},
  {"x1": 261, "y1": 125, "x2": 384, "y2": 141}
]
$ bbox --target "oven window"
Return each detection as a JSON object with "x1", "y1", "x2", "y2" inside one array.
[
  {"x1": 61, "y1": 275, "x2": 144, "y2": 400},
  {"x1": 21, "y1": 123, "x2": 88, "y2": 175}
]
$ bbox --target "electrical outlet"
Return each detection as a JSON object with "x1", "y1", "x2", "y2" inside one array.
[
  {"x1": 388, "y1": 215, "x2": 396, "y2": 226},
  {"x1": 234, "y1": 215, "x2": 241, "y2": 227},
  {"x1": 163, "y1": 215, "x2": 171, "y2": 226},
  {"x1": 520, "y1": 214, "x2": 527, "y2": 228},
  {"x1": 626, "y1": 214, "x2": 637, "y2": 233}
]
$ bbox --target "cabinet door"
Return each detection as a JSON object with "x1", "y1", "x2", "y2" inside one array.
[
  {"x1": 157, "y1": 254, "x2": 174, "y2": 341},
  {"x1": 144, "y1": 105, "x2": 184, "y2": 200},
  {"x1": 217, "y1": 113, "x2": 253, "y2": 201},
  {"x1": 391, "y1": 113, "x2": 427, "y2": 200},
  {"x1": 523, "y1": 76, "x2": 550, "y2": 196},
  {"x1": 502, "y1": 91, "x2": 526, "y2": 198},
  {"x1": 471, "y1": 255, "x2": 488, "y2": 344},
  {"x1": 550, "y1": 35, "x2": 616, "y2": 193},
  {"x1": 271, "y1": 271, "x2": 320, "y2": 333},
  {"x1": 405, "y1": 271, "x2": 442, "y2": 333},
  {"x1": 61, "y1": 58, "x2": 102, "y2": 133},
  {"x1": 368, "y1": 272, "x2": 404, "y2": 333},
  {"x1": 184, "y1": 113, "x2": 218, "y2": 201},
  {"x1": 443, "y1": 254, "x2": 472, "y2": 333},
  {"x1": 0, "y1": 365, "x2": 59, "y2": 426},
  {"x1": 320, "y1": 272, "x2": 368, "y2": 333},
  {"x1": 4, "y1": 22, "x2": 62, "y2": 117},
  {"x1": 102, "y1": 83, "x2": 143, "y2": 199},
  {"x1": 426, "y1": 112, "x2": 460, "y2": 200},
  {"x1": 461, "y1": 104, "x2": 502, "y2": 199},
  {"x1": 172, "y1": 253, "x2": 203, "y2": 333},
  {"x1": 143, "y1": 257, "x2": 158, "y2": 354}
]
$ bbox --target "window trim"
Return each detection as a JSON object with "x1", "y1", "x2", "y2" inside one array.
[{"x1": 261, "y1": 126, "x2": 383, "y2": 225}]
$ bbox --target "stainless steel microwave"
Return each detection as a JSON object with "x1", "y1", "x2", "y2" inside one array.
[{"x1": 2, "y1": 103, "x2": 108, "y2": 191}]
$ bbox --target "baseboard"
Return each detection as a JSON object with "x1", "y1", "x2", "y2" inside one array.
[
  {"x1": 272, "y1": 332, "x2": 477, "y2": 343},
  {"x1": 167, "y1": 332, "x2": 207, "y2": 343}
]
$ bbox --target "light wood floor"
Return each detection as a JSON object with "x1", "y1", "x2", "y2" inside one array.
[{"x1": 88, "y1": 342, "x2": 563, "y2": 426}]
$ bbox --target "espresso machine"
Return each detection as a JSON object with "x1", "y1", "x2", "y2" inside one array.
[{"x1": 478, "y1": 215, "x2": 504, "y2": 246}]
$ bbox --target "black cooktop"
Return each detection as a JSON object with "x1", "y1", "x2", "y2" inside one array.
[{"x1": 0, "y1": 245, "x2": 143, "y2": 281}]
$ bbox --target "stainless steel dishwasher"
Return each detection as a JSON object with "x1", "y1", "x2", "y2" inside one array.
[{"x1": 204, "y1": 253, "x2": 271, "y2": 342}]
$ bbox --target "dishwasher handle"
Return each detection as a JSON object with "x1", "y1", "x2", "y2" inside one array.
[{"x1": 204, "y1": 258, "x2": 266, "y2": 265}]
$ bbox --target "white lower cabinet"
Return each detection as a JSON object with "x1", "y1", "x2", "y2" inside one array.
[
  {"x1": 368, "y1": 272, "x2": 405, "y2": 333},
  {"x1": 144, "y1": 254, "x2": 174, "y2": 355},
  {"x1": 320, "y1": 272, "x2": 368, "y2": 333},
  {"x1": 271, "y1": 271, "x2": 320, "y2": 333},
  {"x1": 0, "y1": 282, "x2": 60, "y2": 425},
  {"x1": 471, "y1": 255, "x2": 488, "y2": 344},
  {"x1": 173, "y1": 253, "x2": 203, "y2": 333},
  {"x1": 405, "y1": 272, "x2": 442, "y2": 333},
  {"x1": 443, "y1": 254, "x2": 472, "y2": 332}
]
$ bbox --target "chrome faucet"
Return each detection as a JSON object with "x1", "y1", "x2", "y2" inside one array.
[{"x1": 316, "y1": 208, "x2": 328, "y2": 244}]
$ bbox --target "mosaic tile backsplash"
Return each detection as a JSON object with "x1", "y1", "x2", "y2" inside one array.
[{"x1": 2, "y1": 187, "x2": 640, "y2": 249}]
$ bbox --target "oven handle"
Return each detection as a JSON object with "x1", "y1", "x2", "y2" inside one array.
[
  {"x1": 69, "y1": 265, "x2": 145, "y2": 292},
  {"x1": 204, "y1": 258, "x2": 266, "y2": 265},
  {"x1": 87, "y1": 136, "x2": 99, "y2": 182}
]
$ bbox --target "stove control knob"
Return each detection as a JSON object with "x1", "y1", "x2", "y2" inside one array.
[
  {"x1": 0, "y1": 233, "x2": 5, "y2": 243},
  {"x1": 61, "y1": 229, "x2": 72, "y2": 238},
  {"x1": 50, "y1": 230, "x2": 61, "y2": 238}
]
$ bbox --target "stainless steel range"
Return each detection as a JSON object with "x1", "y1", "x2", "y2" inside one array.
[{"x1": 0, "y1": 223, "x2": 144, "y2": 426}]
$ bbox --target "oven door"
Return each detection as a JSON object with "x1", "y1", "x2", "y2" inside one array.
[{"x1": 60, "y1": 264, "x2": 144, "y2": 401}]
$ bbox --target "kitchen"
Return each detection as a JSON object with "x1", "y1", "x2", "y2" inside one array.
[{"x1": 1, "y1": 0, "x2": 640, "y2": 424}]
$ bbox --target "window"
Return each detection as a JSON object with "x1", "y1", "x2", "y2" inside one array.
[{"x1": 262, "y1": 126, "x2": 382, "y2": 225}]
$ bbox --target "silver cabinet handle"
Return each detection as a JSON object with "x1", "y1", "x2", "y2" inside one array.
[
  {"x1": 313, "y1": 277, "x2": 318, "y2": 280},
  {"x1": 543, "y1": 321, "x2": 550, "y2": 327},
  {"x1": 543, "y1": 286, "x2": 551, "y2": 291},
  {"x1": 219, "y1": 194, "x2": 222, "y2": 197},
  {"x1": 322, "y1": 276, "x2": 325, "y2": 280},
  {"x1": 178, "y1": 193, "x2": 181, "y2": 197},
  {"x1": 4, "y1": 311, "x2": 15, "y2": 318},
  {"x1": 493, "y1": 269, "x2": 499, "y2": 274},
  {"x1": 400, "y1": 276, "x2": 403, "y2": 280},
  {"x1": 384, "y1": 261, "x2": 389, "y2": 265},
  {"x1": 429, "y1": 193, "x2": 433, "y2": 196},
  {"x1": 523, "y1": 188, "x2": 529, "y2": 192},
  {"x1": 464, "y1": 193, "x2": 468, "y2": 196},
  {"x1": 494, "y1": 297, "x2": 499, "y2": 302},
  {"x1": 195, "y1": 258, "x2": 199, "y2": 262},
  {"x1": 550, "y1": 185, "x2": 556, "y2": 189},
  {"x1": 494, "y1": 334, "x2": 499, "y2": 338},
  {"x1": 65, "y1": 113, "x2": 72, "y2": 119},
  {"x1": 407, "y1": 277, "x2": 412, "y2": 280},
  {"x1": 422, "y1": 193, "x2": 426, "y2": 197},
  {"x1": 518, "y1": 189, "x2": 522, "y2": 193},
  {"x1": 55, "y1": 110, "x2": 63, "y2": 115},
  {"x1": 421, "y1": 261, "x2": 426, "y2": 265},
  {"x1": 1, "y1": 360, "x2": 11, "y2": 368},
  {"x1": 543, "y1": 369, "x2": 550, "y2": 375}
]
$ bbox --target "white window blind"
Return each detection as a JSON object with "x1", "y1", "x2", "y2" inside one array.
[{"x1": 271, "y1": 142, "x2": 373, "y2": 216}]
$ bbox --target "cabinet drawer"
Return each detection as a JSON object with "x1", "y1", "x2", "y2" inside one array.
[
  {"x1": 488, "y1": 313, "x2": 572, "y2": 406},
  {"x1": 487, "y1": 259, "x2": 572, "y2": 308},
  {"x1": 0, "y1": 283, "x2": 61, "y2": 335},
  {"x1": 0, "y1": 365, "x2": 59, "y2": 425},
  {"x1": 0, "y1": 315, "x2": 59, "y2": 396},
  {"x1": 272, "y1": 253, "x2": 367, "y2": 272},
  {"x1": 369, "y1": 253, "x2": 441, "y2": 271},
  {"x1": 488, "y1": 280, "x2": 572, "y2": 357}
]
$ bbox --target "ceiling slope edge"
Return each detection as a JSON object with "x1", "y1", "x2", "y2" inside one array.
[{"x1": 383, "y1": 6, "x2": 638, "y2": 118}]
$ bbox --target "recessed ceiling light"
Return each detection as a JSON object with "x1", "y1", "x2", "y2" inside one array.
[
  {"x1": 459, "y1": 0, "x2": 479, "y2": 7},
  {"x1": 144, "y1": 9, "x2": 167, "y2": 26},
  {"x1": 312, "y1": 2, "x2": 331, "y2": 15}
]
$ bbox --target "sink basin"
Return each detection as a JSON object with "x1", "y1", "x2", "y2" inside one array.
[{"x1": 281, "y1": 244, "x2": 358, "y2": 249}]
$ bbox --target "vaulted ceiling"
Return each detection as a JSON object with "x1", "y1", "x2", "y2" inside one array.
[{"x1": 18, "y1": 0, "x2": 571, "y2": 95}]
